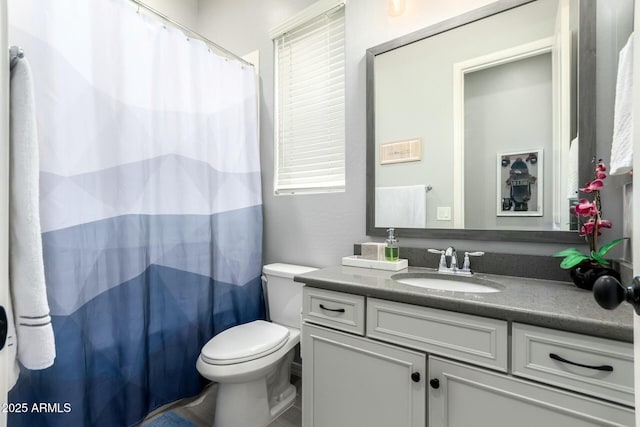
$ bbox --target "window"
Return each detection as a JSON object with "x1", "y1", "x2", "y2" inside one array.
[{"x1": 272, "y1": 0, "x2": 345, "y2": 195}]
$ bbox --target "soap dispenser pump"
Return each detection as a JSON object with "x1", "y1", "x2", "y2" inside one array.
[{"x1": 385, "y1": 228, "x2": 399, "y2": 261}]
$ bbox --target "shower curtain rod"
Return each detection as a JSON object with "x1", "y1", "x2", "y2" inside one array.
[{"x1": 129, "y1": 0, "x2": 253, "y2": 68}]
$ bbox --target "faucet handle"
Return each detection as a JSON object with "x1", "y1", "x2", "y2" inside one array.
[
  {"x1": 466, "y1": 251, "x2": 485, "y2": 257},
  {"x1": 428, "y1": 249, "x2": 447, "y2": 270},
  {"x1": 461, "y1": 251, "x2": 484, "y2": 273}
]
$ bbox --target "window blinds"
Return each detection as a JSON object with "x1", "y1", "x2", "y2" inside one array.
[{"x1": 274, "y1": 4, "x2": 345, "y2": 194}]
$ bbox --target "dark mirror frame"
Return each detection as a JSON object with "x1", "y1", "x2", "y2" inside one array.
[{"x1": 366, "y1": 0, "x2": 594, "y2": 243}]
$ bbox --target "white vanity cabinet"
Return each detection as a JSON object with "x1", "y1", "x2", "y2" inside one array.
[{"x1": 300, "y1": 286, "x2": 635, "y2": 427}]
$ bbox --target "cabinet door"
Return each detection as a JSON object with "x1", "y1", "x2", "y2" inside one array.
[
  {"x1": 302, "y1": 323, "x2": 425, "y2": 427},
  {"x1": 429, "y1": 356, "x2": 634, "y2": 427}
]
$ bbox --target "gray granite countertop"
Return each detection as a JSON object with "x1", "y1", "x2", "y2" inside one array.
[{"x1": 294, "y1": 266, "x2": 634, "y2": 342}]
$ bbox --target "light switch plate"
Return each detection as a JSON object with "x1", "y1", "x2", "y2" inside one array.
[{"x1": 437, "y1": 206, "x2": 451, "y2": 221}]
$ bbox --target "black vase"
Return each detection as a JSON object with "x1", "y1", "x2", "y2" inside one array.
[{"x1": 570, "y1": 262, "x2": 620, "y2": 291}]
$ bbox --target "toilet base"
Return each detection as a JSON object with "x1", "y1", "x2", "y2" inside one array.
[
  {"x1": 269, "y1": 384, "x2": 296, "y2": 420},
  {"x1": 213, "y1": 381, "x2": 296, "y2": 427},
  {"x1": 214, "y1": 378, "x2": 271, "y2": 427}
]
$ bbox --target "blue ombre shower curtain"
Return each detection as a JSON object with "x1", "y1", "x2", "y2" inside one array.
[{"x1": 8, "y1": 1, "x2": 263, "y2": 426}]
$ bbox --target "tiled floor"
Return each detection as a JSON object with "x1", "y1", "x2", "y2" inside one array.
[{"x1": 142, "y1": 375, "x2": 302, "y2": 427}]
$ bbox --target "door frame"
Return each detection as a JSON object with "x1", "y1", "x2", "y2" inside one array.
[
  {"x1": 1, "y1": 0, "x2": 11, "y2": 425},
  {"x1": 633, "y1": 0, "x2": 640, "y2": 421}
]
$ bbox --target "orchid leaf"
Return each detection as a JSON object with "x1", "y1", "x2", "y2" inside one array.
[
  {"x1": 597, "y1": 238, "x2": 623, "y2": 257},
  {"x1": 590, "y1": 250, "x2": 609, "y2": 266},
  {"x1": 559, "y1": 254, "x2": 589, "y2": 269},
  {"x1": 553, "y1": 248, "x2": 585, "y2": 258}
]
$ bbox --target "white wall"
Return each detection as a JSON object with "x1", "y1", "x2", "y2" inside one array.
[
  {"x1": 195, "y1": 0, "x2": 628, "y2": 268},
  {"x1": 142, "y1": 0, "x2": 199, "y2": 29}
]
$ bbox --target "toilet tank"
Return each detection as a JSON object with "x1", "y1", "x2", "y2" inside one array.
[{"x1": 263, "y1": 263, "x2": 317, "y2": 329}]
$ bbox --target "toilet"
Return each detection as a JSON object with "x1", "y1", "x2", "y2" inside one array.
[{"x1": 196, "y1": 263, "x2": 316, "y2": 427}]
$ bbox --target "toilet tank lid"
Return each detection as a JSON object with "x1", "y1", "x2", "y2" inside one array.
[{"x1": 263, "y1": 263, "x2": 317, "y2": 279}]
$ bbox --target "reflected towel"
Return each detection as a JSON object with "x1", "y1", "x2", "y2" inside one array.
[
  {"x1": 9, "y1": 58, "x2": 56, "y2": 387},
  {"x1": 375, "y1": 185, "x2": 427, "y2": 228},
  {"x1": 610, "y1": 33, "x2": 633, "y2": 175}
]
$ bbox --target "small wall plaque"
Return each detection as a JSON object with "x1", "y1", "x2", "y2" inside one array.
[{"x1": 379, "y1": 138, "x2": 422, "y2": 165}]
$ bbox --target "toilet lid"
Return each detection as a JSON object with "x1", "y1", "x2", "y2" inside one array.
[{"x1": 201, "y1": 320, "x2": 290, "y2": 365}]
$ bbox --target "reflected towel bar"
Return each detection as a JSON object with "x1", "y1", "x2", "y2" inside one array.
[{"x1": 9, "y1": 46, "x2": 24, "y2": 68}]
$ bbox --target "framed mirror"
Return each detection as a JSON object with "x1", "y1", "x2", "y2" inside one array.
[{"x1": 366, "y1": 0, "x2": 595, "y2": 243}]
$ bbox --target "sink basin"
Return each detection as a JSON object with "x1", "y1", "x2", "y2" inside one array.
[{"x1": 391, "y1": 272, "x2": 501, "y2": 293}]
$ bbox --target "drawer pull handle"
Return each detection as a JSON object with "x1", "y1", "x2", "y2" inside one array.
[
  {"x1": 319, "y1": 304, "x2": 345, "y2": 313},
  {"x1": 429, "y1": 378, "x2": 440, "y2": 389},
  {"x1": 549, "y1": 353, "x2": 613, "y2": 372},
  {"x1": 411, "y1": 372, "x2": 420, "y2": 383}
]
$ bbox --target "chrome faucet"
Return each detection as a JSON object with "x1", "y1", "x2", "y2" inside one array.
[
  {"x1": 428, "y1": 247, "x2": 484, "y2": 275},
  {"x1": 444, "y1": 246, "x2": 458, "y2": 272},
  {"x1": 428, "y1": 246, "x2": 458, "y2": 274}
]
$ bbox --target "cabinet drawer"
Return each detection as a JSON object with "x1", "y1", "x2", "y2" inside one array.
[
  {"x1": 302, "y1": 287, "x2": 365, "y2": 335},
  {"x1": 512, "y1": 323, "x2": 634, "y2": 407},
  {"x1": 367, "y1": 298, "x2": 508, "y2": 372},
  {"x1": 429, "y1": 356, "x2": 634, "y2": 427}
]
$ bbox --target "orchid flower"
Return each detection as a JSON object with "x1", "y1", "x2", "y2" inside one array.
[
  {"x1": 598, "y1": 219, "x2": 612, "y2": 229},
  {"x1": 579, "y1": 219, "x2": 594, "y2": 235},
  {"x1": 579, "y1": 179, "x2": 604, "y2": 193},
  {"x1": 574, "y1": 198, "x2": 598, "y2": 216}
]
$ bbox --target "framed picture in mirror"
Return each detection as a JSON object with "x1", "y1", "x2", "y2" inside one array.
[{"x1": 497, "y1": 149, "x2": 543, "y2": 216}]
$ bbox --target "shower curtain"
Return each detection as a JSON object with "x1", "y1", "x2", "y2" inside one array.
[{"x1": 8, "y1": 0, "x2": 263, "y2": 426}]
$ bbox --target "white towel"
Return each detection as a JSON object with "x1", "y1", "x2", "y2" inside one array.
[
  {"x1": 375, "y1": 185, "x2": 427, "y2": 228},
  {"x1": 567, "y1": 136, "x2": 579, "y2": 199},
  {"x1": 5, "y1": 302, "x2": 19, "y2": 390},
  {"x1": 9, "y1": 58, "x2": 56, "y2": 383},
  {"x1": 610, "y1": 33, "x2": 634, "y2": 175}
]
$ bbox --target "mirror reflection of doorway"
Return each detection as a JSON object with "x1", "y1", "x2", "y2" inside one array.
[{"x1": 463, "y1": 53, "x2": 551, "y2": 229}]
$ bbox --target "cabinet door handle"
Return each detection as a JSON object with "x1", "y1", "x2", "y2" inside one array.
[
  {"x1": 429, "y1": 378, "x2": 440, "y2": 389},
  {"x1": 411, "y1": 372, "x2": 420, "y2": 383},
  {"x1": 319, "y1": 304, "x2": 345, "y2": 313},
  {"x1": 549, "y1": 353, "x2": 613, "y2": 372}
]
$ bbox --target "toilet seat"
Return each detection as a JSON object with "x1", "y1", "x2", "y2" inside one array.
[{"x1": 201, "y1": 320, "x2": 290, "y2": 365}]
